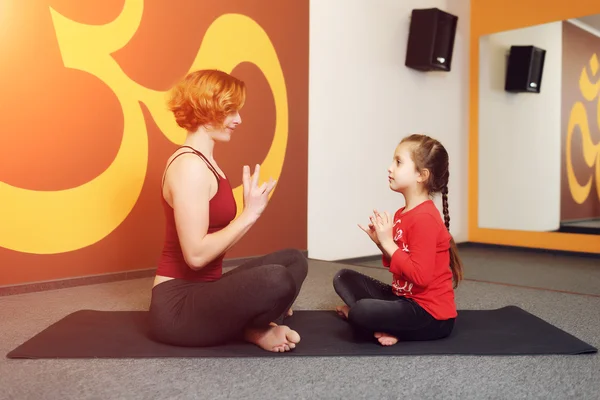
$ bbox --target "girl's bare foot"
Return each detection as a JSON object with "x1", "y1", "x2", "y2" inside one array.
[
  {"x1": 244, "y1": 325, "x2": 301, "y2": 353},
  {"x1": 374, "y1": 332, "x2": 398, "y2": 346},
  {"x1": 335, "y1": 305, "x2": 350, "y2": 319}
]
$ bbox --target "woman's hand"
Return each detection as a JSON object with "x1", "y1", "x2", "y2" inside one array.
[{"x1": 242, "y1": 164, "x2": 277, "y2": 221}]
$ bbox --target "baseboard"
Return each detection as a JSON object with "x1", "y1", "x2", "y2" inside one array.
[
  {"x1": 0, "y1": 268, "x2": 158, "y2": 297},
  {"x1": 0, "y1": 251, "x2": 308, "y2": 297},
  {"x1": 334, "y1": 254, "x2": 382, "y2": 264}
]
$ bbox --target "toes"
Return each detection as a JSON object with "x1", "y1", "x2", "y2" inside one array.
[
  {"x1": 273, "y1": 343, "x2": 293, "y2": 352},
  {"x1": 378, "y1": 337, "x2": 397, "y2": 346},
  {"x1": 335, "y1": 307, "x2": 349, "y2": 319},
  {"x1": 375, "y1": 332, "x2": 398, "y2": 346},
  {"x1": 377, "y1": 337, "x2": 391, "y2": 346},
  {"x1": 286, "y1": 329, "x2": 301, "y2": 344}
]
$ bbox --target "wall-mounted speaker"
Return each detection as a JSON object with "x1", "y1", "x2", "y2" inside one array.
[
  {"x1": 405, "y1": 8, "x2": 459, "y2": 72},
  {"x1": 504, "y1": 45, "x2": 546, "y2": 93}
]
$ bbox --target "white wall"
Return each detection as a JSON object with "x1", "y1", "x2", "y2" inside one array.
[
  {"x1": 308, "y1": 0, "x2": 470, "y2": 261},
  {"x1": 478, "y1": 22, "x2": 562, "y2": 232}
]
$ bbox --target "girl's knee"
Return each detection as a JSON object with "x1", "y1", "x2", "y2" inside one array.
[
  {"x1": 348, "y1": 299, "x2": 378, "y2": 327},
  {"x1": 332, "y1": 268, "x2": 353, "y2": 288}
]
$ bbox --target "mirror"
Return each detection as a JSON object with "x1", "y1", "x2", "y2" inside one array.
[{"x1": 478, "y1": 15, "x2": 600, "y2": 236}]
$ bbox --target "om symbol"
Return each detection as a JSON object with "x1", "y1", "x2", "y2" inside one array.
[
  {"x1": 0, "y1": 1, "x2": 289, "y2": 254},
  {"x1": 566, "y1": 53, "x2": 600, "y2": 205}
]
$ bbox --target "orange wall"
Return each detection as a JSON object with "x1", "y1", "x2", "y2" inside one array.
[
  {"x1": 0, "y1": 1, "x2": 309, "y2": 286},
  {"x1": 469, "y1": 0, "x2": 600, "y2": 253}
]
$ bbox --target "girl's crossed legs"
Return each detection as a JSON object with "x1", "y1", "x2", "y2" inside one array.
[{"x1": 333, "y1": 268, "x2": 454, "y2": 345}]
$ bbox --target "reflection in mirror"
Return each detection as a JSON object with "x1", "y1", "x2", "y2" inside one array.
[{"x1": 478, "y1": 16, "x2": 600, "y2": 235}]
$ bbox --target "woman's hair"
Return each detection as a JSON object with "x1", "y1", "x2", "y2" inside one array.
[
  {"x1": 167, "y1": 69, "x2": 246, "y2": 132},
  {"x1": 400, "y1": 133, "x2": 464, "y2": 288}
]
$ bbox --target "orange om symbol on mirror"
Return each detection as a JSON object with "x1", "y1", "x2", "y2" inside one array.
[{"x1": 566, "y1": 53, "x2": 600, "y2": 205}]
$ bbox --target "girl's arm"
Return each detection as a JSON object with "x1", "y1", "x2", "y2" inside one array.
[
  {"x1": 379, "y1": 244, "x2": 393, "y2": 267},
  {"x1": 379, "y1": 215, "x2": 439, "y2": 286}
]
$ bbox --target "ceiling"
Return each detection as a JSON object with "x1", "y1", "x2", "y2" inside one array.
[{"x1": 574, "y1": 14, "x2": 600, "y2": 31}]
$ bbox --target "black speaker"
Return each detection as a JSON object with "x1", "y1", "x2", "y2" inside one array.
[
  {"x1": 504, "y1": 46, "x2": 546, "y2": 93},
  {"x1": 405, "y1": 8, "x2": 459, "y2": 72}
]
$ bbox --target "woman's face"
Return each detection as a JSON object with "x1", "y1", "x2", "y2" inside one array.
[{"x1": 210, "y1": 111, "x2": 242, "y2": 142}]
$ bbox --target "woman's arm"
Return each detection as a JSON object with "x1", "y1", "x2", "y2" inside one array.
[{"x1": 168, "y1": 157, "x2": 273, "y2": 270}]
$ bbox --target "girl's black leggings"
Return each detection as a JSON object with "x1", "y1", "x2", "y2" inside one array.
[
  {"x1": 333, "y1": 268, "x2": 455, "y2": 341},
  {"x1": 149, "y1": 249, "x2": 308, "y2": 347}
]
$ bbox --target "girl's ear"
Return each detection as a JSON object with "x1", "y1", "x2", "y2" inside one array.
[{"x1": 417, "y1": 168, "x2": 430, "y2": 183}]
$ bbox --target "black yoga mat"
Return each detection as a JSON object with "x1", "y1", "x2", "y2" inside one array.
[{"x1": 6, "y1": 306, "x2": 597, "y2": 359}]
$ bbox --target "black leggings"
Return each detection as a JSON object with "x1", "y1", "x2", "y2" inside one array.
[
  {"x1": 333, "y1": 269, "x2": 454, "y2": 341},
  {"x1": 149, "y1": 249, "x2": 308, "y2": 347}
]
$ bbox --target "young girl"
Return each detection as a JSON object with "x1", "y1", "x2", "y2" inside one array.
[{"x1": 333, "y1": 134, "x2": 463, "y2": 346}]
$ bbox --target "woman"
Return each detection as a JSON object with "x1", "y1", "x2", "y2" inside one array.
[{"x1": 149, "y1": 69, "x2": 307, "y2": 353}]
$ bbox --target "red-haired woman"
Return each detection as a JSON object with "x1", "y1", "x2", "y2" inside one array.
[{"x1": 149, "y1": 70, "x2": 307, "y2": 353}]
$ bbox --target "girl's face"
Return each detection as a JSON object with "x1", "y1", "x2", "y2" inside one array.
[{"x1": 387, "y1": 142, "x2": 422, "y2": 193}]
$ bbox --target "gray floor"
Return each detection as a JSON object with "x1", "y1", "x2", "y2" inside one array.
[{"x1": 2, "y1": 247, "x2": 600, "y2": 399}]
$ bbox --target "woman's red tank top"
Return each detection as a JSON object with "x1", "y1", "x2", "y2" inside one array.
[{"x1": 155, "y1": 147, "x2": 237, "y2": 282}]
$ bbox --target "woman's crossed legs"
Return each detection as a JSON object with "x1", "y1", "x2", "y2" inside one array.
[{"x1": 149, "y1": 249, "x2": 308, "y2": 352}]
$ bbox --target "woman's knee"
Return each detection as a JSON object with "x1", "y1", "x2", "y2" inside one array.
[
  {"x1": 272, "y1": 248, "x2": 304, "y2": 261},
  {"x1": 283, "y1": 248, "x2": 305, "y2": 259},
  {"x1": 283, "y1": 248, "x2": 308, "y2": 271},
  {"x1": 296, "y1": 252, "x2": 309, "y2": 281},
  {"x1": 261, "y1": 265, "x2": 297, "y2": 301}
]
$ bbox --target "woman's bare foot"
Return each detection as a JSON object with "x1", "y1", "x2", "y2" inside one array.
[
  {"x1": 374, "y1": 332, "x2": 398, "y2": 346},
  {"x1": 335, "y1": 305, "x2": 350, "y2": 319},
  {"x1": 244, "y1": 325, "x2": 301, "y2": 353}
]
